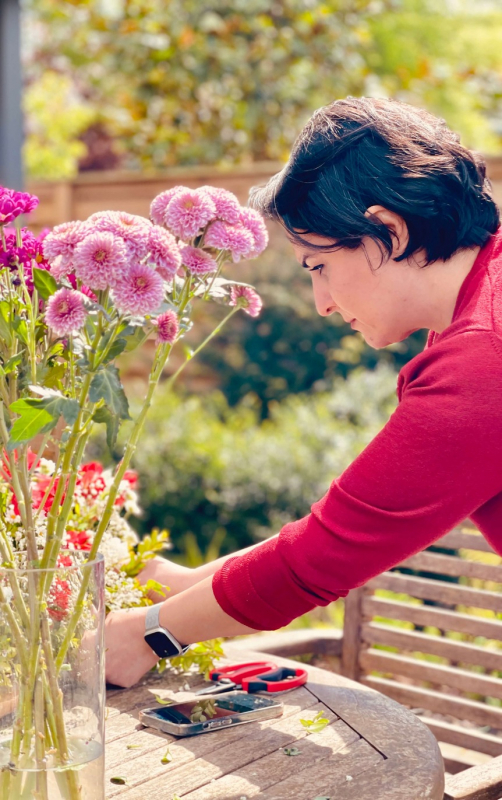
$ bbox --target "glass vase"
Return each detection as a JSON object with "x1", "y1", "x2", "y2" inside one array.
[{"x1": 0, "y1": 551, "x2": 105, "y2": 800}]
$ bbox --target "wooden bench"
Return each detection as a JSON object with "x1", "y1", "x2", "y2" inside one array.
[{"x1": 234, "y1": 526, "x2": 502, "y2": 798}]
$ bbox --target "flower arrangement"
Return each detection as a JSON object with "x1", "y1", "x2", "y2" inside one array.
[{"x1": 0, "y1": 182, "x2": 267, "y2": 799}]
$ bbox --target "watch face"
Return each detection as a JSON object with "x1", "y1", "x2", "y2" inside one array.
[{"x1": 145, "y1": 630, "x2": 181, "y2": 659}]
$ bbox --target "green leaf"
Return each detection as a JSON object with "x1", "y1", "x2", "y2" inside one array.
[
  {"x1": 0, "y1": 302, "x2": 13, "y2": 347},
  {"x1": 43, "y1": 362, "x2": 67, "y2": 390},
  {"x1": 126, "y1": 744, "x2": 142, "y2": 750},
  {"x1": 143, "y1": 579, "x2": 168, "y2": 598},
  {"x1": 92, "y1": 406, "x2": 120, "y2": 453},
  {"x1": 100, "y1": 337, "x2": 127, "y2": 365},
  {"x1": 32, "y1": 267, "x2": 58, "y2": 300},
  {"x1": 2, "y1": 353, "x2": 24, "y2": 375},
  {"x1": 110, "y1": 777, "x2": 128, "y2": 786},
  {"x1": 299, "y1": 711, "x2": 330, "y2": 734},
  {"x1": 89, "y1": 366, "x2": 130, "y2": 420},
  {"x1": 283, "y1": 747, "x2": 301, "y2": 756},
  {"x1": 8, "y1": 399, "x2": 55, "y2": 446},
  {"x1": 160, "y1": 747, "x2": 172, "y2": 764},
  {"x1": 154, "y1": 695, "x2": 173, "y2": 705},
  {"x1": 13, "y1": 318, "x2": 29, "y2": 346}
]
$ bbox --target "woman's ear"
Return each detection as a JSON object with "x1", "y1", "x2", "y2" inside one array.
[{"x1": 364, "y1": 205, "x2": 409, "y2": 259}]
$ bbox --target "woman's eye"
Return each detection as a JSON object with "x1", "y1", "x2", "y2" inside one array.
[{"x1": 310, "y1": 264, "x2": 324, "y2": 274}]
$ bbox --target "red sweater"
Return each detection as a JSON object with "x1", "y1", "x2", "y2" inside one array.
[{"x1": 213, "y1": 229, "x2": 502, "y2": 630}]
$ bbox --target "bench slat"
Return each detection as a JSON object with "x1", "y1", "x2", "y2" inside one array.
[
  {"x1": 367, "y1": 572, "x2": 502, "y2": 612},
  {"x1": 362, "y1": 623, "x2": 502, "y2": 671},
  {"x1": 360, "y1": 650, "x2": 502, "y2": 699},
  {"x1": 362, "y1": 596, "x2": 502, "y2": 640}
]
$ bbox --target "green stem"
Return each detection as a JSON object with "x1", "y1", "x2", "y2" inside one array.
[
  {"x1": 165, "y1": 307, "x2": 239, "y2": 390},
  {"x1": 34, "y1": 676, "x2": 49, "y2": 800}
]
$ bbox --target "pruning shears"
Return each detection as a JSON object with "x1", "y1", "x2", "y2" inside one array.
[{"x1": 196, "y1": 660, "x2": 308, "y2": 695}]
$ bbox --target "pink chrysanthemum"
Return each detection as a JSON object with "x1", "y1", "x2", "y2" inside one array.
[
  {"x1": 0, "y1": 188, "x2": 39, "y2": 225},
  {"x1": 73, "y1": 231, "x2": 129, "y2": 290},
  {"x1": 45, "y1": 289, "x2": 88, "y2": 336},
  {"x1": 88, "y1": 211, "x2": 151, "y2": 259},
  {"x1": 148, "y1": 226, "x2": 182, "y2": 279},
  {"x1": 164, "y1": 189, "x2": 217, "y2": 240},
  {"x1": 204, "y1": 220, "x2": 255, "y2": 262},
  {"x1": 112, "y1": 262, "x2": 164, "y2": 315},
  {"x1": 43, "y1": 220, "x2": 88, "y2": 262},
  {"x1": 229, "y1": 285, "x2": 263, "y2": 317},
  {"x1": 150, "y1": 187, "x2": 185, "y2": 226},
  {"x1": 50, "y1": 255, "x2": 74, "y2": 281},
  {"x1": 239, "y1": 208, "x2": 269, "y2": 257},
  {"x1": 180, "y1": 245, "x2": 218, "y2": 275},
  {"x1": 156, "y1": 310, "x2": 179, "y2": 345},
  {"x1": 199, "y1": 186, "x2": 241, "y2": 224}
]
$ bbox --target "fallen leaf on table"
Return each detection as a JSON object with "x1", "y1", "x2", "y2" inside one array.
[
  {"x1": 283, "y1": 747, "x2": 301, "y2": 756},
  {"x1": 299, "y1": 710, "x2": 329, "y2": 734},
  {"x1": 110, "y1": 777, "x2": 128, "y2": 785},
  {"x1": 154, "y1": 695, "x2": 173, "y2": 705},
  {"x1": 126, "y1": 744, "x2": 142, "y2": 750},
  {"x1": 161, "y1": 747, "x2": 173, "y2": 764}
]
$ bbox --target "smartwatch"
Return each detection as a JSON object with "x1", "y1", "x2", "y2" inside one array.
[{"x1": 144, "y1": 604, "x2": 190, "y2": 659}]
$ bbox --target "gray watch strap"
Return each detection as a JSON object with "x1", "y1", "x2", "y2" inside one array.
[{"x1": 145, "y1": 603, "x2": 161, "y2": 632}]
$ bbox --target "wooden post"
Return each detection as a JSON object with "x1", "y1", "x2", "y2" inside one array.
[
  {"x1": 341, "y1": 586, "x2": 366, "y2": 680},
  {"x1": 0, "y1": 0, "x2": 23, "y2": 189}
]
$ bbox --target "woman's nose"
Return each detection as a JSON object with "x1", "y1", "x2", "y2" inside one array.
[{"x1": 312, "y1": 276, "x2": 336, "y2": 317}]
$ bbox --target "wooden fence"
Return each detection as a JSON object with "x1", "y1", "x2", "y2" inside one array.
[{"x1": 26, "y1": 157, "x2": 502, "y2": 231}]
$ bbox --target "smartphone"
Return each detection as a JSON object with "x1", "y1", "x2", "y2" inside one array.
[{"x1": 139, "y1": 691, "x2": 283, "y2": 737}]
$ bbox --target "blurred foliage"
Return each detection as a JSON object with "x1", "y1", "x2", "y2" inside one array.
[
  {"x1": 89, "y1": 364, "x2": 398, "y2": 560},
  {"x1": 23, "y1": 0, "x2": 502, "y2": 177},
  {"x1": 23, "y1": 71, "x2": 97, "y2": 180}
]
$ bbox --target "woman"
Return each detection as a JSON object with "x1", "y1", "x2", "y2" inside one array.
[{"x1": 105, "y1": 96, "x2": 502, "y2": 688}]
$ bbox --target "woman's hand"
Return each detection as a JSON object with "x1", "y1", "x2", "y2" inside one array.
[{"x1": 136, "y1": 556, "x2": 197, "y2": 602}]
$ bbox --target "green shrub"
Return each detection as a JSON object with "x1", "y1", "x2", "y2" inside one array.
[{"x1": 90, "y1": 364, "x2": 397, "y2": 562}]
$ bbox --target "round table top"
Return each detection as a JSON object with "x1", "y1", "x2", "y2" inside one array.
[{"x1": 105, "y1": 644, "x2": 444, "y2": 800}]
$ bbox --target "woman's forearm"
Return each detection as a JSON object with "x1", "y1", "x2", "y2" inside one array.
[
  {"x1": 191, "y1": 533, "x2": 279, "y2": 583},
  {"x1": 159, "y1": 575, "x2": 257, "y2": 641}
]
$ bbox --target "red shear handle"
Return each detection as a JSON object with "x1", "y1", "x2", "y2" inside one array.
[
  {"x1": 209, "y1": 661, "x2": 277, "y2": 683},
  {"x1": 242, "y1": 666, "x2": 307, "y2": 693}
]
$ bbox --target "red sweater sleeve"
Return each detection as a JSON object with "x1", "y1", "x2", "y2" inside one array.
[{"x1": 212, "y1": 330, "x2": 502, "y2": 630}]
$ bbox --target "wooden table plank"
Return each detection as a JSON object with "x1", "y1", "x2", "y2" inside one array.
[
  {"x1": 180, "y1": 718, "x2": 361, "y2": 800},
  {"x1": 108, "y1": 702, "x2": 337, "y2": 799},
  {"x1": 105, "y1": 645, "x2": 445, "y2": 800}
]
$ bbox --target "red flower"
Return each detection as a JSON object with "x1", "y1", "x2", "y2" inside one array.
[
  {"x1": 48, "y1": 578, "x2": 71, "y2": 622},
  {"x1": 77, "y1": 462, "x2": 106, "y2": 500},
  {"x1": 66, "y1": 530, "x2": 92, "y2": 551}
]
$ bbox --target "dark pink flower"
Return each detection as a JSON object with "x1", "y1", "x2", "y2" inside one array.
[
  {"x1": 199, "y1": 186, "x2": 241, "y2": 224},
  {"x1": 180, "y1": 245, "x2": 218, "y2": 275},
  {"x1": 0, "y1": 188, "x2": 39, "y2": 225},
  {"x1": 150, "y1": 187, "x2": 184, "y2": 226},
  {"x1": 45, "y1": 288, "x2": 88, "y2": 336},
  {"x1": 88, "y1": 211, "x2": 151, "y2": 259},
  {"x1": 0, "y1": 227, "x2": 37, "y2": 270},
  {"x1": 74, "y1": 231, "x2": 129, "y2": 290},
  {"x1": 229, "y1": 285, "x2": 263, "y2": 317},
  {"x1": 148, "y1": 226, "x2": 182, "y2": 279},
  {"x1": 164, "y1": 189, "x2": 216, "y2": 239},
  {"x1": 239, "y1": 208, "x2": 269, "y2": 257},
  {"x1": 113, "y1": 262, "x2": 164, "y2": 315},
  {"x1": 156, "y1": 310, "x2": 179, "y2": 344},
  {"x1": 204, "y1": 220, "x2": 255, "y2": 262}
]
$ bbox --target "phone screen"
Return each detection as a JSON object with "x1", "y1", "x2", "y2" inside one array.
[{"x1": 150, "y1": 693, "x2": 277, "y2": 723}]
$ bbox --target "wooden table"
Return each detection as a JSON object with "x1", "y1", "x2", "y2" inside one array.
[{"x1": 105, "y1": 644, "x2": 445, "y2": 800}]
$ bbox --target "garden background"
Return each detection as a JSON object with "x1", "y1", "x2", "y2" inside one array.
[{"x1": 16, "y1": 0, "x2": 502, "y2": 629}]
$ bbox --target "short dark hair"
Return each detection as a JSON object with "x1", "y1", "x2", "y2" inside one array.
[{"x1": 250, "y1": 97, "x2": 500, "y2": 265}]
